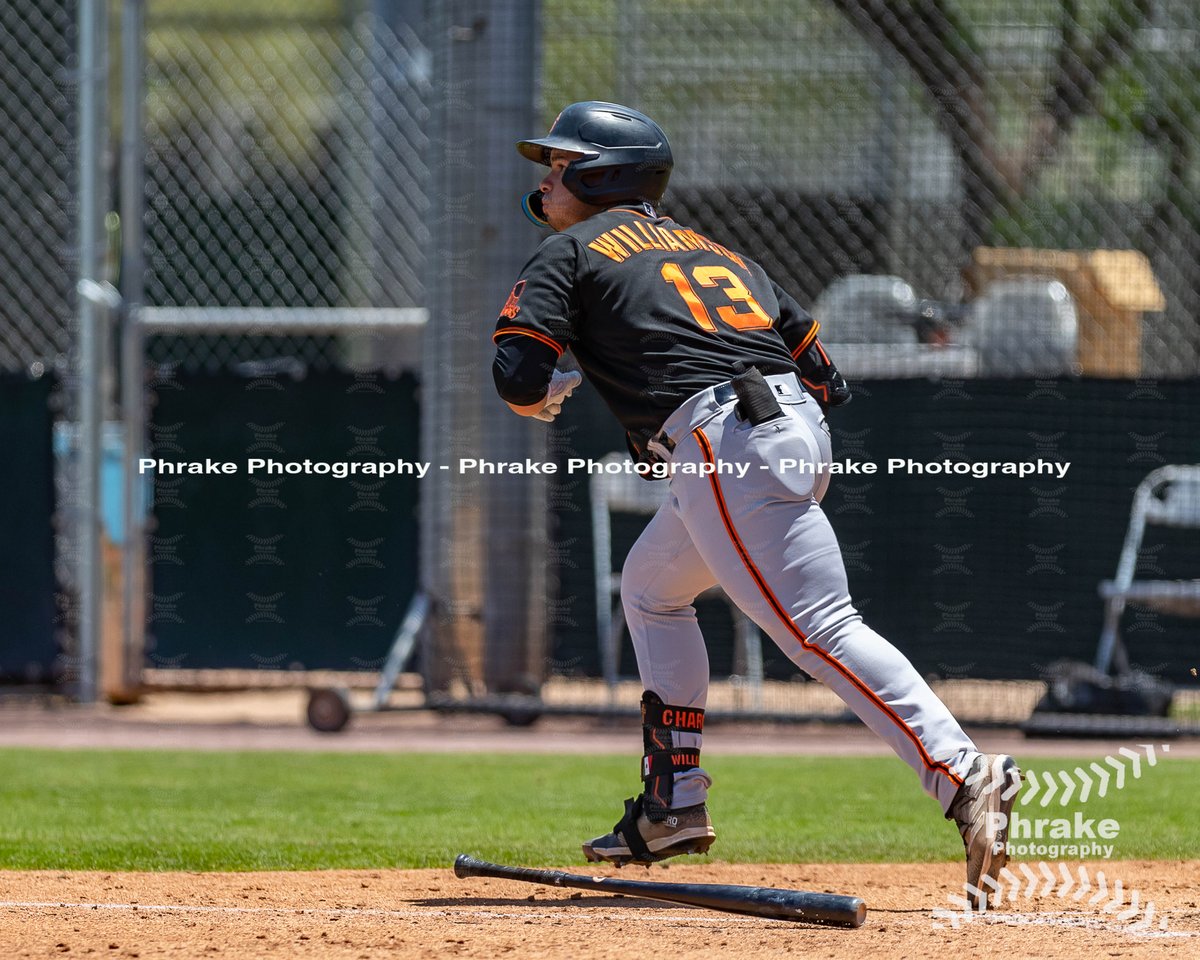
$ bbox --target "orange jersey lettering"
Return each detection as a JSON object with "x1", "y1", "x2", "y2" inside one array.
[{"x1": 588, "y1": 232, "x2": 631, "y2": 262}]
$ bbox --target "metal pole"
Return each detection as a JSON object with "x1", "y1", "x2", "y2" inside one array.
[
  {"x1": 119, "y1": 0, "x2": 147, "y2": 698},
  {"x1": 422, "y1": 1, "x2": 546, "y2": 698},
  {"x1": 479, "y1": 0, "x2": 546, "y2": 695},
  {"x1": 422, "y1": 1, "x2": 491, "y2": 695},
  {"x1": 76, "y1": 0, "x2": 108, "y2": 703},
  {"x1": 420, "y1": 0, "x2": 467, "y2": 694}
]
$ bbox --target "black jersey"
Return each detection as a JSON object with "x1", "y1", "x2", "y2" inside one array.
[{"x1": 492, "y1": 205, "x2": 826, "y2": 448}]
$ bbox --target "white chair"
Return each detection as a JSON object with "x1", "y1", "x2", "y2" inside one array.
[
  {"x1": 590, "y1": 452, "x2": 763, "y2": 708},
  {"x1": 1095, "y1": 465, "x2": 1200, "y2": 674},
  {"x1": 811, "y1": 275, "x2": 920, "y2": 344},
  {"x1": 964, "y1": 278, "x2": 1078, "y2": 376}
]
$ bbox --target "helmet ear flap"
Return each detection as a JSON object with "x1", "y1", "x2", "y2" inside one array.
[{"x1": 578, "y1": 169, "x2": 607, "y2": 189}]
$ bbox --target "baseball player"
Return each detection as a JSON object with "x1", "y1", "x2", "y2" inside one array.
[{"x1": 492, "y1": 101, "x2": 1021, "y2": 907}]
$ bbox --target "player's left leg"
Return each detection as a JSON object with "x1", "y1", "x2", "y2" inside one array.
[
  {"x1": 669, "y1": 390, "x2": 1019, "y2": 902},
  {"x1": 672, "y1": 396, "x2": 979, "y2": 808},
  {"x1": 583, "y1": 497, "x2": 719, "y2": 865}
]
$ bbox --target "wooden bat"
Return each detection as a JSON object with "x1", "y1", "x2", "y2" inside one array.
[{"x1": 453, "y1": 854, "x2": 866, "y2": 928}]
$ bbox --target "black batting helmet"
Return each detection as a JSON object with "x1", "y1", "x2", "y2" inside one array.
[{"x1": 517, "y1": 101, "x2": 673, "y2": 208}]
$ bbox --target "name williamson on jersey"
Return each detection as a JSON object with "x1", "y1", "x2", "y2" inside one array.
[{"x1": 588, "y1": 221, "x2": 746, "y2": 270}]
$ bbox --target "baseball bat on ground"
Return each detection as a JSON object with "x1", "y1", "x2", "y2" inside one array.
[{"x1": 452, "y1": 854, "x2": 866, "y2": 928}]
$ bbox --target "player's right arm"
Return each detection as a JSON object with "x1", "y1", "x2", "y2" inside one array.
[
  {"x1": 492, "y1": 234, "x2": 583, "y2": 417},
  {"x1": 493, "y1": 337, "x2": 560, "y2": 416}
]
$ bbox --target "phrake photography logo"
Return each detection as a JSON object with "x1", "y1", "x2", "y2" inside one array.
[{"x1": 933, "y1": 744, "x2": 1176, "y2": 934}]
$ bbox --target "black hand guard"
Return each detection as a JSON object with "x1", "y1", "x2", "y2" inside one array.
[{"x1": 796, "y1": 338, "x2": 852, "y2": 413}]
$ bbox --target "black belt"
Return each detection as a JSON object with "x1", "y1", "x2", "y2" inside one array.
[
  {"x1": 648, "y1": 381, "x2": 738, "y2": 456},
  {"x1": 711, "y1": 381, "x2": 738, "y2": 406}
]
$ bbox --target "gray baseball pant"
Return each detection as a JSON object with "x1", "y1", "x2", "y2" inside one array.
[{"x1": 621, "y1": 374, "x2": 980, "y2": 814}]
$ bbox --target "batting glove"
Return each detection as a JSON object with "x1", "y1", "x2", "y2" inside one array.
[{"x1": 532, "y1": 370, "x2": 583, "y2": 422}]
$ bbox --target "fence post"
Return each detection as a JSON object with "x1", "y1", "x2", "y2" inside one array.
[
  {"x1": 421, "y1": 0, "x2": 546, "y2": 698},
  {"x1": 119, "y1": 0, "x2": 146, "y2": 700},
  {"x1": 75, "y1": 0, "x2": 110, "y2": 703}
]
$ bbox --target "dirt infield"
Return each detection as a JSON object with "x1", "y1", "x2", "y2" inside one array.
[{"x1": 2, "y1": 861, "x2": 1197, "y2": 959}]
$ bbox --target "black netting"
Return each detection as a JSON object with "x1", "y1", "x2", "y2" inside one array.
[
  {"x1": 543, "y1": 0, "x2": 1200, "y2": 380},
  {"x1": 0, "y1": 0, "x2": 75, "y2": 373},
  {"x1": 142, "y1": 3, "x2": 430, "y2": 371}
]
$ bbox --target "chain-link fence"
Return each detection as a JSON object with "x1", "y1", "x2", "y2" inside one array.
[
  {"x1": 546, "y1": 0, "x2": 1200, "y2": 381},
  {"x1": 0, "y1": 0, "x2": 75, "y2": 374},
  {"x1": 7, "y1": 0, "x2": 1199, "y2": 724},
  {"x1": 0, "y1": 1, "x2": 76, "y2": 687},
  {"x1": 142, "y1": 1, "x2": 430, "y2": 373},
  {"x1": 130, "y1": 2, "x2": 437, "y2": 696},
  {"x1": 132, "y1": 0, "x2": 1200, "y2": 382},
  {"x1": 535, "y1": 0, "x2": 1200, "y2": 725}
]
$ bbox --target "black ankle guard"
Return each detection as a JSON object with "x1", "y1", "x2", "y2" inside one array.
[
  {"x1": 640, "y1": 691, "x2": 704, "y2": 820},
  {"x1": 613, "y1": 795, "x2": 653, "y2": 861}
]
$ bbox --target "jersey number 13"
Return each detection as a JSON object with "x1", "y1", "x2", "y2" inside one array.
[{"x1": 660, "y1": 262, "x2": 773, "y2": 332}]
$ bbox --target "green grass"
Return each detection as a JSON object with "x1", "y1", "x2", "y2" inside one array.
[{"x1": 0, "y1": 749, "x2": 1195, "y2": 871}]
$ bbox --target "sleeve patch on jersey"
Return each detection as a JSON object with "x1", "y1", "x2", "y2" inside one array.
[{"x1": 500, "y1": 280, "x2": 527, "y2": 319}]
